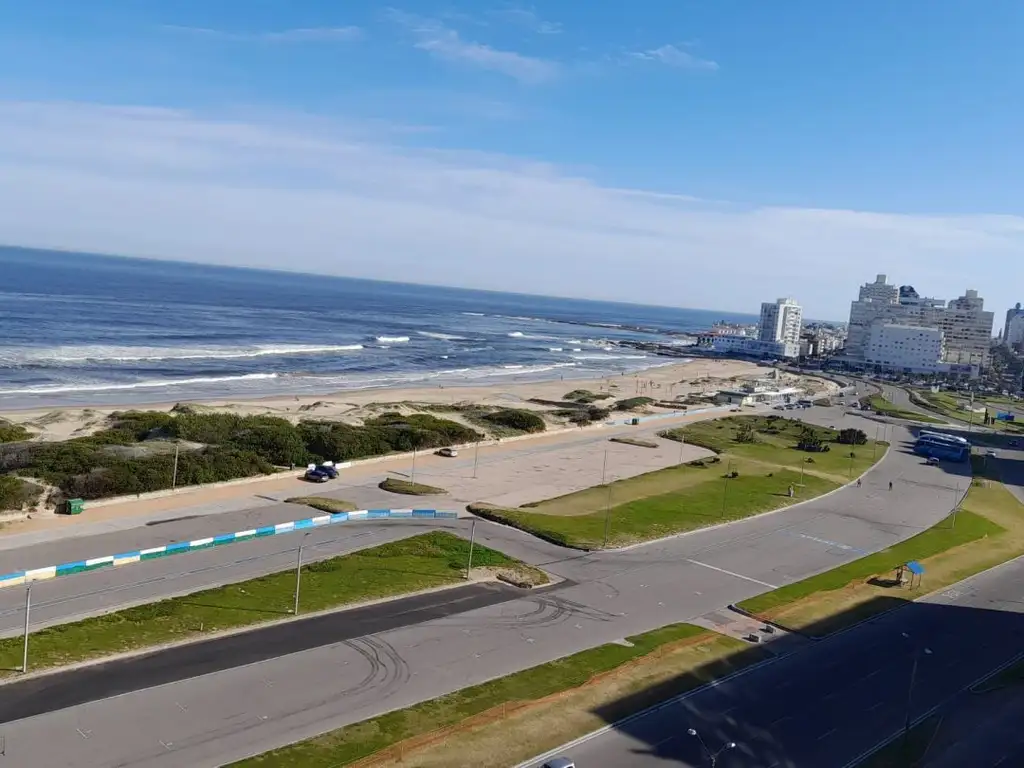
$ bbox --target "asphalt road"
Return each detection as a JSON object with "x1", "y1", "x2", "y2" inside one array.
[
  {"x1": 526, "y1": 552, "x2": 1024, "y2": 768},
  {"x1": 0, "y1": 407, "x2": 980, "y2": 768},
  {"x1": 0, "y1": 581, "x2": 523, "y2": 725}
]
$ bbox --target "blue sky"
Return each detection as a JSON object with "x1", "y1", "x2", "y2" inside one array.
[{"x1": 1, "y1": 1, "x2": 1022, "y2": 320}]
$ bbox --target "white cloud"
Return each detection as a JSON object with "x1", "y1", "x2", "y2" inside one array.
[
  {"x1": 628, "y1": 44, "x2": 719, "y2": 72},
  {"x1": 386, "y1": 10, "x2": 557, "y2": 83},
  {"x1": 164, "y1": 25, "x2": 363, "y2": 43},
  {"x1": 0, "y1": 100, "x2": 1021, "y2": 320},
  {"x1": 493, "y1": 7, "x2": 562, "y2": 34}
]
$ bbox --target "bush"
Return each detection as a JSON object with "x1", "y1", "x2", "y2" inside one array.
[
  {"x1": 614, "y1": 397, "x2": 655, "y2": 411},
  {"x1": 837, "y1": 428, "x2": 868, "y2": 446},
  {"x1": 0, "y1": 476, "x2": 41, "y2": 511},
  {"x1": 0, "y1": 421, "x2": 31, "y2": 444},
  {"x1": 379, "y1": 477, "x2": 447, "y2": 496},
  {"x1": 482, "y1": 409, "x2": 546, "y2": 434},
  {"x1": 563, "y1": 389, "x2": 612, "y2": 404},
  {"x1": 566, "y1": 406, "x2": 610, "y2": 426}
]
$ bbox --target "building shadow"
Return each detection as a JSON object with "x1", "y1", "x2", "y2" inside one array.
[{"x1": 583, "y1": 597, "x2": 1024, "y2": 767}]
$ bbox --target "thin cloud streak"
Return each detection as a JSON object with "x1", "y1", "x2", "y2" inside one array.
[
  {"x1": 0, "y1": 101, "x2": 1019, "y2": 318},
  {"x1": 386, "y1": 10, "x2": 558, "y2": 83},
  {"x1": 163, "y1": 25, "x2": 363, "y2": 43},
  {"x1": 628, "y1": 44, "x2": 719, "y2": 71}
]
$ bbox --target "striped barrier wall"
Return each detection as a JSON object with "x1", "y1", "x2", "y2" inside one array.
[{"x1": 0, "y1": 508, "x2": 459, "y2": 588}]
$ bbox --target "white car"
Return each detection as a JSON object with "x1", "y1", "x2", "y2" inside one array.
[
  {"x1": 437, "y1": 447, "x2": 459, "y2": 457},
  {"x1": 987, "y1": 449, "x2": 998, "y2": 458}
]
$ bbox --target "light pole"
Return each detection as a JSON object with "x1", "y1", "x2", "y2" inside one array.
[
  {"x1": 171, "y1": 441, "x2": 180, "y2": 491},
  {"x1": 721, "y1": 460, "x2": 733, "y2": 518},
  {"x1": 687, "y1": 728, "x2": 736, "y2": 767},
  {"x1": 411, "y1": 447, "x2": 417, "y2": 483},
  {"x1": 678, "y1": 434, "x2": 686, "y2": 465},
  {"x1": 901, "y1": 633, "x2": 933, "y2": 758},
  {"x1": 873, "y1": 425, "x2": 880, "y2": 461},
  {"x1": 21, "y1": 581, "x2": 32, "y2": 673},
  {"x1": 293, "y1": 532, "x2": 313, "y2": 615},
  {"x1": 848, "y1": 450, "x2": 855, "y2": 479},
  {"x1": 602, "y1": 482, "x2": 613, "y2": 548},
  {"x1": 601, "y1": 448, "x2": 608, "y2": 486},
  {"x1": 950, "y1": 482, "x2": 960, "y2": 529},
  {"x1": 465, "y1": 519, "x2": 477, "y2": 579},
  {"x1": 473, "y1": 440, "x2": 480, "y2": 479}
]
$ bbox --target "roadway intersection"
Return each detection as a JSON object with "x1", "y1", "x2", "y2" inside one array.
[{"x1": 0, "y1": 406, "x2": 997, "y2": 767}]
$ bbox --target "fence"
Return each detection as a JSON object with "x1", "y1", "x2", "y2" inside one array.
[{"x1": 0, "y1": 508, "x2": 459, "y2": 589}]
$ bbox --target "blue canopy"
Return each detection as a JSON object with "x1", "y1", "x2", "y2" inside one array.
[{"x1": 906, "y1": 560, "x2": 925, "y2": 576}]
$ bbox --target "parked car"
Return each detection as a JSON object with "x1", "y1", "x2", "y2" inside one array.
[
  {"x1": 542, "y1": 759, "x2": 575, "y2": 768},
  {"x1": 304, "y1": 466, "x2": 330, "y2": 483},
  {"x1": 926, "y1": 457, "x2": 940, "y2": 466},
  {"x1": 317, "y1": 462, "x2": 339, "y2": 479},
  {"x1": 436, "y1": 447, "x2": 459, "y2": 457},
  {"x1": 987, "y1": 449, "x2": 998, "y2": 458}
]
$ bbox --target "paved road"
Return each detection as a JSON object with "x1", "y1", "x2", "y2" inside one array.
[
  {"x1": 0, "y1": 407, "x2": 978, "y2": 768},
  {"x1": 526, "y1": 552, "x2": 1024, "y2": 768}
]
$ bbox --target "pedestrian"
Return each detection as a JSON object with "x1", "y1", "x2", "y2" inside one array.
[
  {"x1": 889, "y1": 480, "x2": 893, "y2": 491},
  {"x1": 856, "y1": 478, "x2": 862, "y2": 487}
]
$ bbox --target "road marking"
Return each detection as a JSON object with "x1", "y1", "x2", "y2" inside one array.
[
  {"x1": 867, "y1": 701, "x2": 885, "y2": 712},
  {"x1": 685, "y1": 559, "x2": 778, "y2": 589},
  {"x1": 817, "y1": 727, "x2": 837, "y2": 741}
]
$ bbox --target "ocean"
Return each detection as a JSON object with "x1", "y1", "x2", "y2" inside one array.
[{"x1": 0, "y1": 247, "x2": 756, "y2": 409}]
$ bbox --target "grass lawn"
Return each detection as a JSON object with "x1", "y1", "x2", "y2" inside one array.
[
  {"x1": 285, "y1": 496, "x2": 358, "y2": 513},
  {"x1": 738, "y1": 457, "x2": 1020, "y2": 636},
  {"x1": 229, "y1": 623, "x2": 767, "y2": 768},
  {"x1": 866, "y1": 394, "x2": 945, "y2": 424},
  {"x1": 0, "y1": 532, "x2": 538, "y2": 678},
  {"x1": 470, "y1": 417, "x2": 885, "y2": 550},
  {"x1": 380, "y1": 477, "x2": 447, "y2": 495}
]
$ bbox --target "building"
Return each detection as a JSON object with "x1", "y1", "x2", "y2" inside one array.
[
  {"x1": 866, "y1": 324, "x2": 945, "y2": 373},
  {"x1": 844, "y1": 275, "x2": 994, "y2": 369},
  {"x1": 1006, "y1": 313, "x2": 1024, "y2": 350},
  {"x1": 759, "y1": 298, "x2": 803, "y2": 347},
  {"x1": 698, "y1": 334, "x2": 800, "y2": 359},
  {"x1": 1005, "y1": 304, "x2": 1024, "y2": 347},
  {"x1": 714, "y1": 381, "x2": 804, "y2": 406}
]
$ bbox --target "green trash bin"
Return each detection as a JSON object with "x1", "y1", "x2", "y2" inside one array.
[
  {"x1": 630, "y1": 418, "x2": 640, "y2": 426},
  {"x1": 65, "y1": 498, "x2": 84, "y2": 515}
]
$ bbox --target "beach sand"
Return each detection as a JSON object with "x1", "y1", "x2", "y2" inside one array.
[
  {"x1": 1, "y1": 359, "x2": 839, "y2": 440},
  {"x1": 0, "y1": 359, "x2": 838, "y2": 442}
]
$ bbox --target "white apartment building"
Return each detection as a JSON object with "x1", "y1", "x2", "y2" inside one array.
[
  {"x1": 866, "y1": 324, "x2": 945, "y2": 373},
  {"x1": 1006, "y1": 314, "x2": 1024, "y2": 350},
  {"x1": 759, "y1": 298, "x2": 803, "y2": 346},
  {"x1": 845, "y1": 275, "x2": 994, "y2": 368}
]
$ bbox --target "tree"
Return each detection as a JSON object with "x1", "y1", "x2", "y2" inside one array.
[
  {"x1": 735, "y1": 422, "x2": 757, "y2": 443},
  {"x1": 796, "y1": 427, "x2": 825, "y2": 452},
  {"x1": 836, "y1": 428, "x2": 868, "y2": 445}
]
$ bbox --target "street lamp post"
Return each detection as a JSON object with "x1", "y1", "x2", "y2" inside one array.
[
  {"x1": 21, "y1": 581, "x2": 31, "y2": 673},
  {"x1": 473, "y1": 440, "x2": 480, "y2": 479},
  {"x1": 411, "y1": 447, "x2": 417, "y2": 483},
  {"x1": 901, "y1": 633, "x2": 933, "y2": 758},
  {"x1": 293, "y1": 532, "x2": 313, "y2": 615},
  {"x1": 721, "y1": 460, "x2": 733, "y2": 517},
  {"x1": 602, "y1": 482, "x2": 613, "y2": 549},
  {"x1": 687, "y1": 728, "x2": 736, "y2": 767}
]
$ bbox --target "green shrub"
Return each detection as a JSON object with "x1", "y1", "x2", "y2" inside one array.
[
  {"x1": 0, "y1": 476, "x2": 41, "y2": 511},
  {"x1": 614, "y1": 397, "x2": 655, "y2": 411},
  {"x1": 563, "y1": 389, "x2": 612, "y2": 404},
  {"x1": 0, "y1": 421, "x2": 31, "y2": 444},
  {"x1": 482, "y1": 409, "x2": 546, "y2": 434}
]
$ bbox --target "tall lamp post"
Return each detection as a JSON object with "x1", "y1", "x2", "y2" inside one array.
[
  {"x1": 293, "y1": 531, "x2": 313, "y2": 615},
  {"x1": 687, "y1": 728, "x2": 736, "y2": 767},
  {"x1": 901, "y1": 633, "x2": 933, "y2": 758}
]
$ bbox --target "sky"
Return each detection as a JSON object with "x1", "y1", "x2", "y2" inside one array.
[{"x1": 0, "y1": 1, "x2": 1022, "y2": 321}]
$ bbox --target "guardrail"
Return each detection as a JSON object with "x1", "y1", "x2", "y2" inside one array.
[{"x1": 0, "y1": 508, "x2": 459, "y2": 588}]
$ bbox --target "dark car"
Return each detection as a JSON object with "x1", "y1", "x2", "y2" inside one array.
[
  {"x1": 304, "y1": 466, "x2": 330, "y2": 483},
  {"x1": 317, "y1": 463, "x2": 339, "y2": 479}
]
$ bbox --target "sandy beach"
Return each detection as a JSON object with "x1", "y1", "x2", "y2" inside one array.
[{"x1": 0, "y1": 359, "x2": 836, "y2": 442}]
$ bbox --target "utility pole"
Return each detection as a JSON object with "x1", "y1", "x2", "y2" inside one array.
[
  {"x1": 602, "y1": 482, "x2": 613, "y2": 548},
  {"x1": 22, "y1": 581, "x2": 31, "y2": 673},
  {"x1": 171, "y1": 441, "x2": 180, "y2": 491},
  {"x1": 601, "y1": 449, "x2": 608, "y2": 486},
  {"x1": 951, "y1": 482, "x2": 960, "y2": 529},
  {"x1": 799, "y1": 461, "x2": 805, "y2": 490},
  {"x1": 721, "y1": 460, "x2": 732, "y2": 517},
  {"x1": 873, "y1": 425, "x2": 880, "y2": 461},
  {"x1": 293, "y1": 533, "x2": 311, "y2": 615},
  {"x1": 473, "y1": 441, "x2": 480, "y2": 479},
  {"x1": 465, "y1": 519, "x2": 477, "y2": 578},
  {"x1": 848, "y1": 451, "x2": 855, "y2": 479},
  {"x1": 411, "y1": 447, "x2": 417, "y2": 483},
  {"x1": 678, "y1": 434, "x2": 685, "y2": 465}
]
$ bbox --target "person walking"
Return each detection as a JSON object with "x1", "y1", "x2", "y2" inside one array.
[
  {"x1": 856, "y1": 478, "x2": 862, "y2": 487},
  {"x1": 889, "y1": 480, "x2": 893, "y2": 491}
]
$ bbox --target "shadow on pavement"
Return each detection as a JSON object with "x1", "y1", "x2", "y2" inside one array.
[{"x1": 584, "y1": 597, "x2": 1024, "y2": 768}]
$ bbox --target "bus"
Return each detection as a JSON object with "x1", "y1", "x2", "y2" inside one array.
[
  {"x1": 918, "y1": 430, "x2": 969, "y2": 447},
  {"x1": 914, "y1": 437, "x2": 969, "y2": 462}
]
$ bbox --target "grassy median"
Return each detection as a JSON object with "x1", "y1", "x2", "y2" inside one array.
[
  {"x1": 470, "y1": 417, "x2": 882, "y2": 550},
  {"x1": 865, "y1": 394, "x2": 944, "y2": 423},
  {"x1": 230, "y1": 624, "x2": 766, "y2": 768},
  {"x1": 738, "y1": 457, "x2": 1020, "y2": 636},
  {"x1": 0, "y1": 532, "x2": 542, "y2": 677}
]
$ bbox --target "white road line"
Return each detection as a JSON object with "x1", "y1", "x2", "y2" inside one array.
[
  {"x1": 685, "y1": 559, "x2": 778, "y2": 589},
  {"x1": 817, "y1": 727, "x2": 837, "y2": 741}
]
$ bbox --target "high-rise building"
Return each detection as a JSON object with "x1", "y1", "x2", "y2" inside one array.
[
  {"x1": 1005, "y1": 304, "x2": 1024, "y2": 347},
  {"x1": 845, "y1": 275, "x2": 994, "y2": 370},
  {"x1": 759, "y1": 298, "x2": 803, "y2": 347}
]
